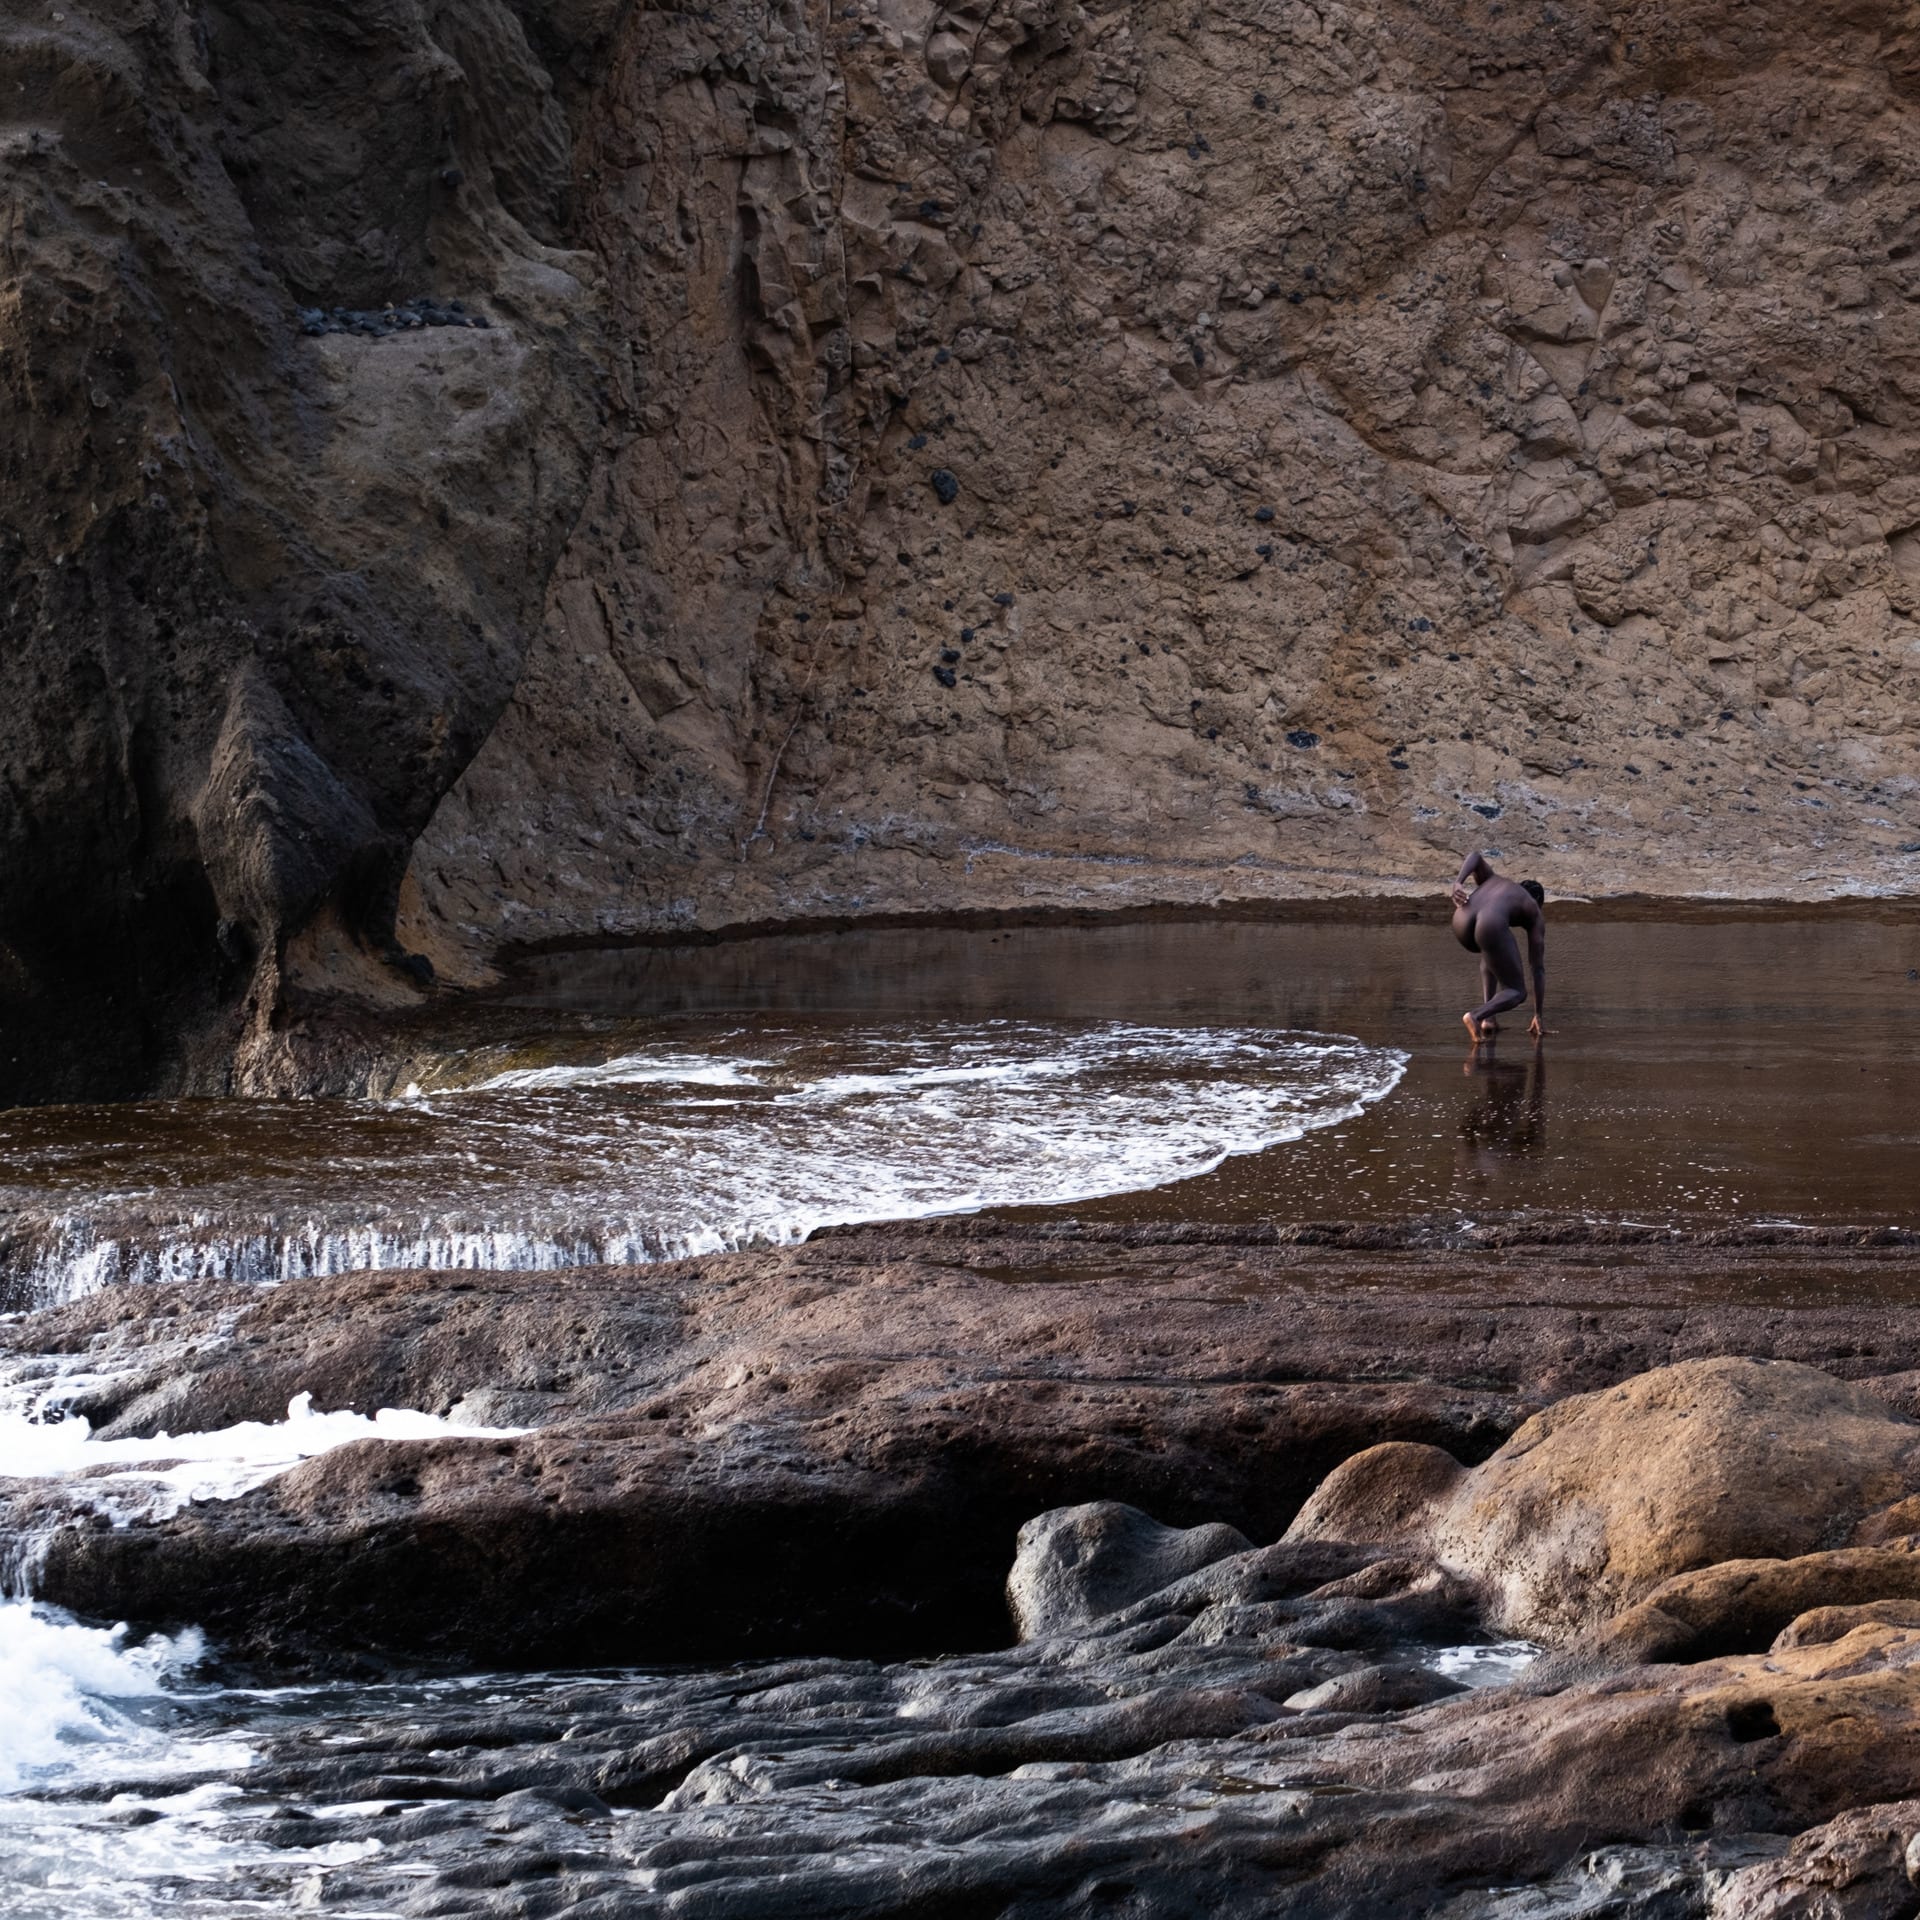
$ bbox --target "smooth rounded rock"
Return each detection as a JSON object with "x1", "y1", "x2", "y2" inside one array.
[
  {"x1": 1289, "y1": 1359, "x2": 1920, "y2": 1642},
  {"x1": 1282, "y1": 1661, "x2": 1467, "y2": 1715},
  {"x1": 1009, "y1": 1501, "x2": 1251, "y2": 1640}
]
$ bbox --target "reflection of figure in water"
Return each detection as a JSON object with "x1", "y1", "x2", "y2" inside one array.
[
  {"x1": 1457, "y1": 1045, "x2": 1547, "y2": 1177},
  {"x1": 1449, "y1": 851, "x2": 1547, "y2": 1043}
]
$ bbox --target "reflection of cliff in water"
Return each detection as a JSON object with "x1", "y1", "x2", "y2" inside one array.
[{"x1": 1457, "y1": 1046, "x2": 1546, "y2": 1180}]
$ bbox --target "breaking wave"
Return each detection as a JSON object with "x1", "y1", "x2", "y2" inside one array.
[{"x1": 0, "y1": 1020, "x2": 1407, "y2": 1308}]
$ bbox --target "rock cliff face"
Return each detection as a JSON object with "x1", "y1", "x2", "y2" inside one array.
[
  {"x1": 0, "y1": 0, "x2": 607, "y2": 1094},
  {"x1": 7, "y1": 0, "x2": 1920, "y2": 1087}
]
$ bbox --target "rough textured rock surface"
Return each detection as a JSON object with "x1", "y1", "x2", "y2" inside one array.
[
  {"x1": 1709, "y1": 1800, "x2": 1920, "y2": 1920},
  {"x1": 16, "y1": 1224, "x2": 1920, "y2": 1661},
  {"x1": 1288, "y1": 1358, "x2": 1920, "y2": 1641},
  {"x1": 0, "y1": 0, "x2": 605, "y2": 1099},
  {"x1": 398, "y1": 0, "x2": 1920, "y2": 985},
  {"x1": 46, "y1": 1505, "x2": 1920, "y2": 1917},
  {"x1": 10, "y1": 0, "x2": 1920, "y2": 1092}
]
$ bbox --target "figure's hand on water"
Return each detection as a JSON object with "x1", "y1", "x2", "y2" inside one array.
[{"x1": 1528, "y1": 1017, "x2": 1548, "y2": 1039}]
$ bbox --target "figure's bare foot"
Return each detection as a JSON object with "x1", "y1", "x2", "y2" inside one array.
[
  {"x1": 1480, "y1": 1017, "x2": 1499, "y2": 1036},
  {"x1": 1462, "y1": 1012, "x2": 1484, "y2": 1043}
]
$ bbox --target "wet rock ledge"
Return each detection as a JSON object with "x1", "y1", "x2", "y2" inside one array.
[
  {"x1": 17, "y1": 1226, "x2": 1920, "y2": 1911},
  {"x1": 12, "y1": 1221, "x2": 1920, "y2": 1665}
]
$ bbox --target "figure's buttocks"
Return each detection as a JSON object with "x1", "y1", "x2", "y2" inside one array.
[{"x1": 1452, "y1": 905, "x2": 1479, "y2": 952}]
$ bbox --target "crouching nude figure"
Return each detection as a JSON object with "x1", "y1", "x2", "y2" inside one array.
[{"x1": 1449, "y1": 852, "x2": 1547, "y2": 1043}]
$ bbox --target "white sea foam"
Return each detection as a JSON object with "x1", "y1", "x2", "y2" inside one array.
[
  {"x1": 0, "y1": 1601, "x2": 211, "y2": 1794},
  {"x1": 0, "y1": 1602, "x2": 381, "y2": 1917},
  {"x1": 0, "y1": 1392, "x2": 527, "y2": 1530},
  {"x1": 457, "y1": 1052, "x2": 760, "y2": 1094},
  {"x1": 1428, "y1": 1640, "x2": 1542, "y2": 1688},
  {"x1": 1, "y1": 1021, "x2": 1409, "y2": 1306}
]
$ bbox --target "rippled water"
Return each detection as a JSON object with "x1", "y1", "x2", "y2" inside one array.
[
  {"x1": 0, "y1": 1604, "x2": 387, "y2": 1917},
  {"x1": 0, "y1": 1020, "x2": 1405, "y2": 1308}
]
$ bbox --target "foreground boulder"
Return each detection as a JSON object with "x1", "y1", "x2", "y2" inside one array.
[
  {"x1": 1008, "y1": 1502, "x2": 1253, "y2": 1639},
  {"x1": 1288, "y1": 1359, "x2": 1920, "y2": 1643}
]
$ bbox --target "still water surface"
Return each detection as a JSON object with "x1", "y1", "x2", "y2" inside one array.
[
  {"x1": 3, "y1": 916, "x2": 1917, "y2": 1313},
  {"x1": 397, "y1": 910, "x2": 1920, "y2": 1230}
]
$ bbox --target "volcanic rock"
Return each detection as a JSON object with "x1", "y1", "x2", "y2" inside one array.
[
  {"x1": 109, "y1": 1531, "x2": 1920, "y2": 1918},
  {"x1": 1709, "y1": 1801, "x2": 1920, "y2": 1920},
  {"x1": 17, "y1": 1227, "x2": 1920, "y2": 1663},
  {"x1": 1008, "y1": 1502, "x2": 1252, "y2": 1639}
]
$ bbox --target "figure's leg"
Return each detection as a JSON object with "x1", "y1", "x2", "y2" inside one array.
[
  {"x1": 1470, "y1": 923, "x2": 1529, "y2": 1030},
  {"x1": 1478, "y1": 957, "x2": 1501, "y2": 1034}
]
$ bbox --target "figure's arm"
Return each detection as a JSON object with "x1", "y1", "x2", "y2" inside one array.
[
  {"x1": 1527, "y1": 921, "x2": 1548, "y2": 1035},
  {"x1": 1450, "y1": 850, "x2": 1493, "y2": 909}
]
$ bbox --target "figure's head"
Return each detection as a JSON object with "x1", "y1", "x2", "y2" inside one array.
[{"x1": 1519, "y1": 879, "x2": 1546, "y2": 907}]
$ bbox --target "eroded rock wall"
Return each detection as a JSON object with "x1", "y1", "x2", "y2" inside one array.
[
  {"x1": 0, "y1": 0, "x2": 607, "y2": 1095},
  {"x1": 401, "y1": 0, "x2": 1920, "y2": 981},
  {"x1": 9, "y1": 0, "x2": 1920, "y2": 1083}
]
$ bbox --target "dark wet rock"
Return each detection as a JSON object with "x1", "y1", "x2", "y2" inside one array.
[
  {"x1": 930, "y1": 468, "x2": 959, "y2": 503},
  {"x1": 0, "y1": 1, "x2": 600, "y2": 1102},
  {"x1": 1432, "y1": 1839, "x2": 1792, "y2": 1919},
  {"x1": 101, "y1": 1804, "x2": 166, "y2": 1827},
  {"x1": 84, "y1": 1529, "x2": 1920, "y2": 1920},
  {"x1": 296, "y1": 296, "x2": 491, "y2": 337},
  {"x1": 933, "y1": 664, "x2": 958, "y2": 687}
]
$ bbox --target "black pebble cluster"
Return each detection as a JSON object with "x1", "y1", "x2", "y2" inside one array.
[{"x1": 297, "y1": 297, "x2": 491, "y2": 339}]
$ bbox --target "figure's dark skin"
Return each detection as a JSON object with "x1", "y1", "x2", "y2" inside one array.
[{"x1": 1449, "y1": 852, "x2": 1546, "y2": 1043}]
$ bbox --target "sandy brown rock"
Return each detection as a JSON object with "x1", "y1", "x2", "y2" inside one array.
[
  {"x1": 1289, "y1": 1358, "x2": 1920, "y2": 1641},
  {"x1": 398, "y1": 0, "x2": 1920, "y2": 991},
  {"x1": 1580, "y1": 1552, "x2": 1920, "y2": 1668},
  {"x1": 1778, "y1": 1601, "x2": 1920, "y2": 1651},
  {"x1": 1709, "y1": 1800, "x2": 1920, "y2": 1920}
]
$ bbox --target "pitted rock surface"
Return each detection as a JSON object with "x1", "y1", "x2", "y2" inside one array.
[
  {"x1": 17, "y1": 1227, "x2": 1920, "y2": 1662},
  {"x1": 1288, "y1": 1358, "x2": 1920, "y2": 1641},
  {"x1": 397, "y1": 0, "x2": 1920, "y2": 990},
  {"x1": 10, "y1": 1, "x2": 1920, "y2": 1092},
  {"x1": 58, "y1": 1517, "x2": 1920, "y2": 1919}
]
